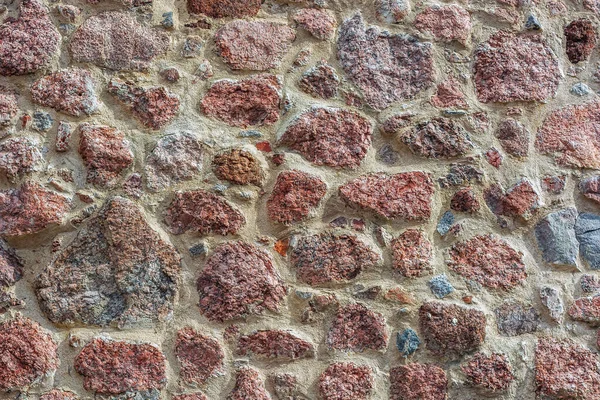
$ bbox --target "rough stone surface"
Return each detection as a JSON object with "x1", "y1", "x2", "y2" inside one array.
[
  {"x1": 213, "y1": 149, "x2": 262, "y2": 186},
  {"x1": 318, "y1": 363, "x2": 373, "y2": 400},
  {"x1": 0, "y1": 137, "x2": 43, "y2": 181},
  {"x1": 299, "y1": 63, "x2": 340, "y2": 99},
  {"x1": 237, "y1": 330, "x2": 314, "y2": 360},
  {"x1": 267, "y1": 170, "x2": 327, "y2": 224},
  {"x1": 535, "y1": 208, "x2": 578, "y2": 268},
  {"x1": 0, "y1": 90, "x2": 18, "y2": 128},
  {"x1": 391, "y1": 229, "x2": 432, "y2": 277},
  {"x1": 462, "y1": 353, "x2": 514, "y2": 392},
  {"x1": 430, "y1": 77, "x2": 468, "y2": 109},
  {"x1": 293, "y1": 9, "x2": 336, "y2": 40},
  {"x1": 450, "y1": 187, "x2": 480, "y2": 213},
  {"x1": 175, "y1": 327, "x2": 224, "y2": 385},
  {"x1": 396, "y1": 328, "x2": 420, "y2": 357},
  {"x1": 568, "y1": 296, "x2": 600, "y2": 324},
  {"x1": 484, "y1": 179, "x2": 539, "y2": 221},
  {"x1": 540, "y1": 286, "x2": 564, "y2": 322},
  {"x1": 495, "y1": 119, "x2": 530, "y2": 157},
  {"x1": 415, "y1": 5, "x2": 471, "y2": 44},
  {"x1": 579, "y1": 175, "x2": 600, "y2": 203},
  {"x1": 400, "y1": 118, "x2": 473, "y2": 158},
  {"x1": 228, "y1": 368, "x2": 270, "y2": 400},
  {"x1": 575, "y1": 213, "x2": 600, "y2": 270},
  {"x1": 376, "y1": 0, "x2": 410, "y2": 23},
  {"x1": 327, "y1": 303, "x2": 388, "y2": 352},
  {"x1": 188, "y1": 0, "x2": 261, "y2": 18},
  {"x1": 495, "y1": 302, "x2": 540, "y2": 336},
  {"x1": 0, "y1": 240, "x2": 22, "y2": 288},
  {"x1": 389, "y1": 363, "x2": 448, "y2": 400},
  {"x1": 565, "y1": 19, "x2": 597, "y2": 63},
  {"x1": 39, "y1": 389, "x2": 78, "y2": 400}
]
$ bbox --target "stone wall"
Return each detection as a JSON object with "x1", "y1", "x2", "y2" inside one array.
[{"x1": 0, "y1": 0, "x2": 599, "y2": 398}]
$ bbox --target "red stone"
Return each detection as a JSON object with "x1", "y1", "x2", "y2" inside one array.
[
  {"x1": 391, "y1": 229, "x2": 433, "y2": 277},
  {"x1": 542, "y1": 175, "x2": 566, "y2": 194},
  {"x1": 0, "y1": 240, "x2": 22, "y2": 288},
  {"x1": 484, "y1": 179, "x2": 539, "y2": 220},
  {"x1": 215, "y1": 21, "x2": 295, "y2": 71},
  {"x1": 164, "y1": 190, "x2": 245, "y2": 236},
  {"x1": 568, "y1": 296, "x2": 600, "y2": 324},
  {"x1": 40, "y1": 389, "x2": 78, "y2": 400},
  {"x1": 339, "y1": 172, "x2": 434, "y2": 220},
  {"x1": 201, "y1": 75, "x2": 281, "y2": 128},
  {"x1": 75, "y1": 338, "x2": 166, "y2": 395},
  {"x1": 474, "y1": 32, "x2": 560, "y2": 103},
  {"x1": 293, "y1": 8, "x2": 336, "y2": 40},
  {"x1": 485, "y1": 148, "x2": 503, "y2": 168},
  {"x1": 0, "y1": 0, "x2": 60, "y2": 76},
  {"x1": 327, "y1": 303, "x2": 388, "y2": 352},
  {"x1": 450, "y1": 187, "x2": 480, "y2": 213},
  {"x1": 390, "y1": 363, "x2": 447, "y2": 400},
  {"x1": 0, "y1": 137, "x2": 42, "y2": 181},
  {"x1": 79, "y1": 124, "x2": 133, "y2": 187},
  {"x1": 299, "y1": 63, "x2": 340, "y2": 99},
  {"x1": 197, "y1": 241, "x2": 286, "y2": 321},
  {"x1": 448, "y1": 234, "x2": 526, "y2": 290},
  {"x1": 267, "y1": 170, "x2": 327, "y2": 224},
  {"x1": 237, "y1": 330, "x2": 314, "y2": 360},
  {"x1": 462, "y1": 353, "x2": 514, "y2": 392},
  {"x1": 495, "y1": 119, "x2": 529, "y2": 157},
  {"x1": 175, "y1": 327, "x2": 224, "y2": 385},
  {"x1": 291, "y1": 232, "x2": 380, "y2": 285},
  {"x1": 400, "y1": 117, "x2": 473, "y2": 158},
  {"x1": 415, "y1": 5, "x2": 471, "y2": 44},
  {"x1": 431, "y1": 77, "x2": 468, "y2": 108},
  {"x1": 565, "y1": 19, "x2": 597, "y2": 63},
  {"x1": 580, "y1": 176, "x2": 600, "y2": 203},
  {"x1": 279, "y1": 107, "x2": 372, "y2": 168},
  {"x1": 213, "y1": 149, "x2": 263, "y2": 185},
  {"x1": 172, "y1": 394, "x2": 207, "y2": 400},
  {"x1": 229, "y1": 368, "x2": 270, "y2": 400},
  {"x1": 0, "y1": 90, "x2": 18, "y2": 127},
  {"x1": 187, "y1": 0, "x2": 261, "y2": 18},
  {"x1": 318, "y1": 363, "x2": 373, "y2": 400}
]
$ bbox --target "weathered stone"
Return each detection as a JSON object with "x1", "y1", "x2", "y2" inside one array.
[
  {"x1": 181, "y1": 36, "x2": 203, "y2": 58},
  {"x1": 431, "y1": 77, "x2": 468, "y2": 109},
  {"x1": 40, "y1": 389, "x2": 78, "y2": 400},
  {"x1": 279, "y1": 107, "x2": 372, "y2": 168},
  {"x1": 173, "y1": 394, "x2": 207, "y2": 400},
  {"x1": 338, "y1": 14, "x2": 433, "y2": 110},
  {"x1": 0, "y1": 137, "x2": 43, "y2": 181},
  {"x1": 565, "y1": 19, "x2": 596, "y2": 64},
  {"x1": 229, "y1": 368, "x2": 270, "y2": 400},
  {"x1": 201, "y1": 75, "x2": 282, "y2": 128},
  {"x1": 290, "y1": 232, "x2": 379, "y2": 285},
  {"x1": 575, "y1": 213, "x2": 600, "y2": 270},
  {"x1": 568, "y1": 296, "x2": 600, "y2": 324},
  {"x1": 213, "y1": 149, "x2": 262, "y2": 186},
  {"x1": 419, "y1": 302, "x2": 486, "y2": 358},
  {"x1": 448, "y1": 235, "x2": 526, "y2": 290},
  {"x1": 299, "y1": 63, "x2": 340, "y2": 99},
  {"x1": 31, "y1": 68, "x2": 99, "y2": 117},
  {"x1": 495, "y1": 302, "x2": 540, "y2": 336},
  {"x1": 32, "y1": 111, "x2": 53, "y2": 132},
  {"x1": 390, "y1": 363, "x2": 447, "y2": 400},
  {"x1": 0, "y1": 90, "x2": 18, "y2": 128},
  {"x1": 327, "y1": 303, "x2": 388, "y2": 352},
  {"x1": 415, "y1": 5, "x2": 471, "y2": 44},
  {"x1": 340, "y1": 172, "x2": 434, "y2": 220},
  {"x1": 215, "y1": 20, "x2": 295, "y2": 71},
  {"x1": 70, "y1": 12, "x2": 169, "y2": 71},
  {"x1": 35, "y1": 197, "x2": 181, "y2": 328},
  {"x1": 462, "y1": 353, "x2": 514, "y2": 392},
  {"x1": 175, "y1": 327, "x2": 224, "y2": 385},
  {"x1": 428, "y1": 275, "x2": 454, "y2": 299},
  {"x1": 400, "y1": 118, "x2": 473, "y2": 159},
  {"x1": 474, "y1": 32, "x2": 560, "y2": 103},
  {"x1": 145, "y1": 132, "x2": 203, "y2": 191},
  {"x1": 56, "y1": 121, "x2": 72, "y2": 152},
  {"x1": 160, "y1": 67, "x2": 180, "y2": 83},
  {"x1": 267, "y1": 170, "x2": 326, "y2": 224},
  {"x1": 390, "y1": 230, "x2": 433, "y2": 277},
  {"x1": 188, "y1": 0, "x2": 261, "y2": 18},
  {"x1": 396, "y1": 328, "x2": 420, "y2": 357},
  {"x1": 542, "y1": 175, "x2": 566, "y2": 194},
  {"x1": 293, "y1": 8, "x2": 336, "y2": 40},
  {"x1": 0, "y1": 0, "x2": 60, "y2": 76},
  {"x1": 540, "y1": 286, "x2": 564, "y2": 322},
  {"x1": 439, "y1": 164, "x2": 483, "y2": 188},
  {"x1": 495, "y1": 119, "x2": 529, "y2": 157},
  {"x1": 376, "y1": 0, "x2": 410, "y2": 23},
  {"x1": 237, "y1": 330, "x2": 313, "y2": 360},
  {"x1": 79, "y1": 124, "x2": 133, "y2": 187},
  {"x1": 579, "y1": 176, "x2": 600, "y2": 203},
  {"x1": 535, "y1": 337, "x2": 600, "y2": 399},
  {"x1": 318, "y1": 363, "x2": 373, "y2": 400},
  {"x1": 75, "y1": 338, "x2": 166, "y2": 395},
  {"x1": 270, "y1": 373, "x2": 304, "y2": 400},
  {"x1": 534, "y1": 208, "x2": 578, "y2": 268},
  {"x1": 197, "y1": 241, "x2": 286, "y2": 322},
  {"x1": 450, "y1": 187, "x2": 479, "y2": 213},
  {"x1": 581, "y1": 274, "x2": 600, "y2": 293},
  {"x1": 485, "y1": 148, "x2": 503, "y2": 169},
  {"x1": 484, "y1": 179, "x2": 539, "y2": 220},
  {"x1": 0, "y1": 182, "x2": 70, "y2": 236},
  {"x1": 0, "y1": 240, "x2": 22, "y2": 288}
]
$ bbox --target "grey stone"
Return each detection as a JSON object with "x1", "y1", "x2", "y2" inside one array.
[
  {"x1": 534, "y1": 208, "x2": 578, "y2": 268},
  {"x1": 396, "y1": 328, "x2": 420, "y2": 357},
  {"x1": 428, "y1": 274, "x2": 454, "y2": 298},
  {"x1": 570, "y1": 82, "x2": 591, "y2": 97},
  {"x1": 575, "y1": 213, "x2": 600, "y2": 270},
  {"x1": 32, "y1": 111, "x2": 53, "y2": 132},
  {"x1": 539, "y1": 286, "x2": 564, "y2": 322},
  {"x1": 495, "y1": 302, "x2": 540, "y2": 336},
  {"x1": 437, "y1": 211, "x2": 455, "y2": 236}
]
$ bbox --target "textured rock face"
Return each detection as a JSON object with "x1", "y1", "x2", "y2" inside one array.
[
  {"x1": 187, "y1": 0, "x2": 261, "y2": 17},
  {"x1": 267, "y1": 170, "x2": 327, "y2": 224},
  {"x1": 565, "y1": 19, "x2": 597, "y2": 63},
  {"x1": 450, "y1": 187, "x2": 480, "y2": 213},
  {"x1": 400, "y1": 118, "x2": 473, "y2": 158},
  {"x1": 31, "y1": 69, "x2": 99, "y2": 117},
  {"x1": 535, "y1": 208, "x2": 579, "y2": 267},
  {"x1": 318, "y1": 363, "x2": 373, "y2": 400},
  {"x1": 389, "y1": 363, "x2": 447, "y2": 400},
  {"x1": 213, "y1": 149, "x2": 262, "y2": 186},
  {"x1": 327, "y1": 303, "x2": 388, "y2": 351},
  {"x1": 0, "y1": 0, "x2": 60, "y2": 76},
  {"x1": 495, "y1": 119, "x2": 530, "y2": 157},
  {"x1": 415, "y1": 5, "x2": 471, "y2": 44},
  {"x1": 35, "y1": 197, "x2": 181, "y2": 328},
  {"x1": 237, "y1": 330, "x2": 314, "y2": 360},
  {"x1": 431, "y1": 77, "x2": 468, "y2": 108},
  {"x1": 0, "y1": 137, "x2": 43, "y2": 181},
  {"x1": 391, "y1": 229, "x2": 432, "y2": 277},
  {"x1": 39, "y1": 389, "x2": 78, "y2": 400},
  {"x1": 175, "y1": 327, "x2": 224, "y2": 385},
  {"x1": 338, "y1": 14, "x2": 434, "y2": 110},
  {"x1": 229, "y1": 368, "x2": 270, "y2": 400},
  {"x1": 484, "y1": 179, "x2": 539, "y2": 221},
  {"x1": 0, "y1": 240, "x2": 22, "y2": 288},
  {"x1": 293, "y1": 9, "x2": 336, "y2": 40},
  {"x1": 474, "y1": 32, "x2": 560, "y2": 103},
  {"x1": 299, "y1": 63, "x2": 340, "y2": 99},
  {"x1": 0, "y1": 91, "x2": 18, "y2": 128},
  {"x1": 462, "y1": 353, "x2": 514, "y2": 392},
  {"x1": 495, "y1": 302, "x2": 540, "y2": 336}
]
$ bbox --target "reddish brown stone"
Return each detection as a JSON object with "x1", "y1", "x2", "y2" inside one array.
[
  {"x1": 338, "y1": 14, "x2": 434, "y2": 110},
  {"x1": 390, "y1": 363, "x2": 448, "y2": 400},
  {"x1": 376, "y1": 0, "x2": 410, "y2": 23},
  {"x1": 0, "y1": 137, "x2": 43, "y2": 181},
  {"x1": 267, "y1": 170, "x2": 327, "y2": 224},
  {"x1": 400, "y1": 118, "x2": 473, "y2": 159},
  {"x1": 485, "y1": 148, "x2": 503, "y2": 168},
  {"x1": 188, "y1": 0, "x2": 261, "y2": 17},
  {"x1": 108, "y1": 78, "x2": 179, "y2": 130},
  {"x1": 568, "y1": 296, "x2": 600, "y2": 324},
  {"x1": 339, "y1": 172, "x2": 434, "y2": 220},
  {"x1": 175, "y1": 327, "x2": 224, "y2": 385},
  {"x1": 215, "y1": 20, "x2": 295, "y2": 71},
  {"x1": 327, "y1": 303, "x2": 388, "y2": 352},
  {"x1": 79, "y1": 124, "x2": 133, "y2": 187},
  {"x1": 536, "y1": 100, "x2": 600, "y2": 169},
  {"x1": 213, "y1": 149, "x2": 263, "y2": 186},
  {"x1": 31, "y1": 68, "x2": 99, "y2": 117},
  {"x1": 0, "y1": 182, "x2": 70, "y2": 236},
  {"x1": 448, "y1": 235, "x2": 526, "y2": 290},
  {"x1": 0, "y1": 317, "x2": 58, "y2": 391},
  {"x1": 197, "y1": 241, "x2": 286, "y2": 322},
  {"x1": 164, "y1": 190, "x2": 245, "y2": 236},
  {"x1": 535, "y1": 337, "x2": 600, "y2": 399},
  {"x1": 542, "y1": 175, "x2": 566, "y2": 194},
  {"x1": 450, "y1": 187, "x2": 480, "y2": 213},
  {"x1": 201, "y1": 75, "x2": 281, "y2": 128},
  {"x1": 495, "y1": 302, "x2": 540, "y2": 336},
  {"x1": 419, "y1": 302, "x2": 486, "y2": 358},
  {"x1": 431, "y1": 77, "x2": 468, "y2": 108},
  {"x1": 415, "y1": 5, "x2": 471, "y2": 44},
  {"x1": 462, "y1": 353, "x2": 514, "y2": 392},
  {"x1": 279, "y1": 107, "x2": 372, "y2": 168},
  {"x1": 237, "y1": 330, "x2": 313, "y2": 360},
  {"x1": 391, "y1": 229, "x2": 432, "y2": 277},
  {"x1": 0, "y1": 90, "x2": 18, "y2": 127},
  {"x1": 580, "y1": 176, "x2": 600, "y2": 203},
  {"x1": 565, "y1": 19, "x2": 597, "y2": 64},
  {"x1": 318, "y1": 363, "x2": 373, "y2": 400},
  {"x1": 380, "y1": 114, "x2": 412, "y2": 135},
  {"x1": 291, "y1": 233, "x2": 379, "y2": 285},
  {"x1": 484, "y1": 179, "x2": 539, "y2": 220},
  {"x1": 229, "y1": 368, "x2": 270, "y2": 400},
  {"x1": 173, "y1": 394, "x2": 208, "y2": 400},
  {"x1": 40, "y1": 389, "x2": 78, "y2": 400},
  {"x1": 0, "y1": 240, "x2": 22, "y2": 288},
  {"x1": 495, "y1": 119, "x2": 530, "y2": 157},
  {"x1": 299, "y1": 63, "x2": 340, "y2": 99},
  {"x1": 0, "y1": 0, "x2": 60, "y2": 76},
  {"x1": 293, "y1": 8, "x2": 336, "y2": 40},
  {"x1": 474, "y1": 32, "x2": 560, "y2": 103},
  {"x1": 75, "y1": 338, "x2": 166, "y2": 395},
  {"x1": 70, "y1": 12, "x2": 168, "y2": 71}
]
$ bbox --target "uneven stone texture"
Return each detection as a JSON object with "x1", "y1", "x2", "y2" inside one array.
[
  {"x1": 290, "y1": 232, "x2": 380, "y2": 285},
  {"x1": 535, "y1": 208, "x2": 578, "y2": 268},
  {"x1": 540, "y1": 286, "x2": 564, "y2": 322},
  {"x1": 579, "y1": 176, "x2": 600, "y2": 203},
  {"x1": 419, "y1": 302, "x2": 486, "y2": 358},
  {"x1": 0, "y1": 137, "x2": 43, "y2": 181},
  {"x1": 495, "y1": 119, "x2": 530, "y2": 157},
  {"x1": 0, "y1": 90, "x2": 18, "y2": 127},
  {"x1": 318, "y1": 363, "x2": 373, "y2": 400},
  {"x1": 175, "y1": 327, "x2": 224, "y2": 385},
  {"x1": 74, "y1": 338, "x2": 166, "y2": 395},
  {"x1": 327, "y1": 303, "x2": 388, "y2": 352},
  {"x1": 391, "y1": 229, "x2": 432, "y2": 277},
  {"x1": 228, "y1": 368, "x2": 270, "y2": 400},
  {"x1": 188, "y1": 0, "x2": 261, "y2": 18},
  {"x1": 474, "y1": 32, "x2": 560, "y2": 103},
  {"x1": 70, "y1": 12, "x2": 169, "y2": 71},
  {"x1": 450, "y1": 187, "x2": 480, "y2": 213},
  {"x1": 173, "y1": 394, "x2": 207, "y2": 400},
  {"x1": 565, "y1": 19, "x2": 597, "y2": 64},
  {"x1": 389, "y1": 363, "x2": 448, "y2": 400},
  {"x1": 215, "y1": 21, "x2": 296, "y2": 71},
  {"x1": 0, "y1": 240, "x2": 22, "y2": 288},
  {"x1": 164, "y1": 190, "x2": 245, "y2": 236},
  {"x1": 201, "y1": 75, "x2": 282, "y2": 128},
  {"x1": 495, "y1": 302, "x2": 540, "y2": 336},
  {"x1": 293, "y1": 9, "x2": 336, "y2": 40},
  {"x1": 35, "y1": 197, "x2": 181, "y2": 328},
  {"x1": 237, "y1": 330, "x2": 313, "y2": 360},
  {"x1": 213, "y1": 149, "x2": 262, "y2": 186},
  {"x1": 574, "y1": 213, "x2": 600, "y2": 270},
  {"x1": 267, "y1": 170, "x2": 327, "y2": 224},
  {"x1": 400, "y1": 118, "x2": 473, "y2": 159},
  {"x1": 568, "y1": 296, "x2": 600, "y2": 324},
  {"x1": 31, "y1": 68, "x2": 99, "y2": 117},
  {"x1": 0, "y1": 317, "x2": 59, "y2": 391},
  {"x1": 415, "y1": 5, "x2": 471, "y2": 44},
  {"x1": 279, "y1": 107, "x2": 372, "y2": 168},
  {"x1": 484, "y1": 179, "x2": 539, "y2": 221},
  {"x1": 0, "y1": 0, "x2": 60, "y2": 76},
  {"x1": 40, "y1": 389, "x2": 78, "y2": 400},
  {"x1": 197, "y1": 241, "x2": 286, "y2": 322},
  {"x1": 337, "y1": 14, "x2": 434, "y2": 110},
  {"x1": 430, "y1": 77, "x2": 468, "y2": 109},
  {"x1": 270, "y1": 373, "x2": 303, "y2": 400},
  {"x1": 462, "y1": 353, "x2": 514, "y2": 392},
  {"x1": 339, "y1": 172, "x2": 434, "y2": 220},
  {"x1": 396, "y1": 328, "x2": 420, "y2": 357},
  {"x1": 299, "y1": 63, "x2": 340, "y2": 99}
]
